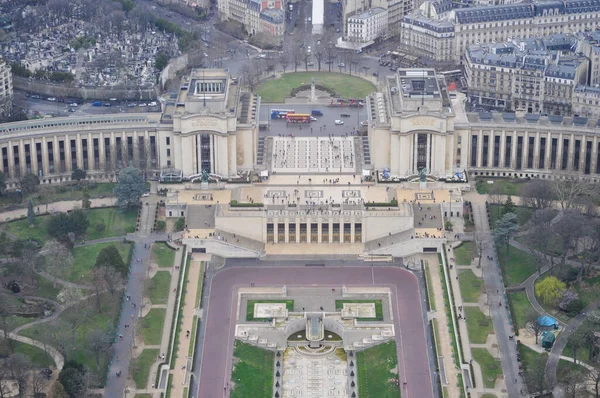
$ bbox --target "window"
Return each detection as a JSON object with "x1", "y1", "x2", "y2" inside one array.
[{"x1": 166, "y1": 137, "x2": 170, "y2": 145}]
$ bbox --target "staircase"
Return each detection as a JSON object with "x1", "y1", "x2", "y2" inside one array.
[
  {"x1": 257, "y1": 136, "x2": 265, "y2": 165},
  {"x1": 362, "y1": 136, "x2": 371, "y2": 166}
]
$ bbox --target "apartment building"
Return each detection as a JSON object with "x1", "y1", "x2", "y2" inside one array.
[
  {"x1": 0, "y1": 58, "x2": 12, "y2": 115},
  {"x1": 576, "y1": 31, "x2": 600, "y2": 86},
  {"x1": 573, "y1": 86, "x2": 600, "y2": 118},
  {"x1": 346, "y1": 8, "x2": 388, "y2": 43},
  {"x1": 219, "y1": 0, "x2": 285, "y2": 36},
  {"x1": 401, "y1": 0, "x2": 600, "y2": 64},
  {"x1": 465, "y1": 36, "x2": 588, "y2": 114}
]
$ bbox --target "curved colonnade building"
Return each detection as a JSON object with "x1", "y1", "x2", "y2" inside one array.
[{"x1": 0, "y1": 68, "x2": 599, "y2": 186}]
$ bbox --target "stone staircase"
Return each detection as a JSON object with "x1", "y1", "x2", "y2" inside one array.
[
  {"x1": 361, "y1": 136, "x2": 371, "y2": 166},
  {"x1": 257, "y1": 136, "x2": 265, "y2": 166}
]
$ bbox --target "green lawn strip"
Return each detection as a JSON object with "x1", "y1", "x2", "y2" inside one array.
[
  {"x1": 508, "y1": 291, "x2": 533, "y2": 331},
  {"x1": 356, "y1": 341, "x2": 399, "y2": 398},
  {"x1": 458, "y1": 269, "x2": 483, "y2": 303},
  {"x1": 140, "y1": 308, "x2": 166, "y2": 346},
  {"x1": 166, "y1": 253, "x2": 188, "y2": 365},
  {"x1": 464, "y1": 307, "x2": 493, "y2": 344},
  {"x1": 334, "y1": 300, "x2": 383, "y2": 321},
  {"x1": 246, "y1": 300, "x2": 295, "y2": 322},
  {"x1": 68, "y1": 242, "x2": 132, "y2": 284},
  {"x1": 480, "y1": 394, "x2": 497, "y2": 398},
  {"x1": 135, "y1": 395, "x2": 153, "y2": 398},
  {"x1": 424, "y1": 262, "x2": 436, "y2": 311},
  {"x1": 256, "y1": 72, "x2": 376, "y2": 103},
  {"x1": 471, "y1": 348, "x2": 502, "y2": 389},
  {"x1": 12, "y1": 340, "x2": 54, "y2": 367},
  {"x1": 34, "y1": 273, "x2": 61, "y2": 300},
  {"x1": 20, "y1": 292, "x2": 120, "y2": 384},
  {"x1": 438, "y1": 253, "x2": 461, "y2": 369},
  {"x1": 475, "y1": 179, "x2": 526, "y2": 196},
  {"x1": 496, "y1": 245, "x2": 537, "y2": 286},
  {"x1": 169, "y1": 253, "x2": 190, "y2": 370},
  {"x1": 230, "y1": 341, "x2": 274, "y2": 398},
  {"x1": 148, "y1": 271, "x2": 172, "y2": 305},
  {"x1": 7, "y1": 315, "x2": 35, "y2": 331},
  {"x1": 188, "y1": 316, "x2": 199, "y2": 358},
  {"x1": 85, "y1": 207, "x2": 137, "y2": 239},
  {"x1": 456, "y1": 373, "x2": 466, "y2": 398},
  {"x1": 152, "y1": 242, "x2": 176, "y2": 268},
  {"x1": 194, "y1": 262, "x2": 205, "y2": 308},
  {"x1": 130, "y1": 349, "x2": 159, "y2": 389},
  {"x1": 4, "y1": 215, "x2": 52, "y2": 244},
  {"x1": 454, "y1": 242, "x2": 476, "y2": 266}
]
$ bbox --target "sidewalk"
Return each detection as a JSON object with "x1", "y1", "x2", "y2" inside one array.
[
  {"x1": 169, "y1": 257, "x2": 205, "y2": 396},
  {"x1": 0, "y1": 197, "x2": 115, "y2": 222}
]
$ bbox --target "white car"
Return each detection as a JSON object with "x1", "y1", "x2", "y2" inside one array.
[
  {"x1": 47, "y1": 97, "x2": 56, "y2": 101},
  {"x1": 310, "y1": 116, "x2": 317, "y2": 121},
  {"x1": 139, "y1": 103, "x2": 147, "y2": 107},
  {"x1": 70, "y1": 103, "x2": 78, "y2": 107},
  {"x1": 142, "y1": 192, "x2": 150, "y2": 197},
  {"x1": 338, "y1": 63, "x2": 345, "y2": 67},
  {"x1": 360, "y1": 120, "x2": 369, "y2": 126},
  {"x1": 334, "y1": 120, "x2": 344, "y2": 125}
]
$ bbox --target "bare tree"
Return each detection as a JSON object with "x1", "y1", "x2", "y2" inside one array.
[
  {"x1": 303, "y1": 50, "x2": 310, "y2": 71},
  {"x1": 552, "y1": 179, "x2": 598, "y2": 210},
  {"x1": 525, "y1": 352, "x2": 551, "y2": 396},
  {"x1": 314, "y1": 41, "x2": 325, "y2": 71},
  {"x1": 95, "y1": 266, "x2": 124, "y2": 297},
  {"x1": 0, "y1": 365, "x2": 12, "y2": 398},
  {"x1": 474, "y1": 232, "x2": 488, "y2": 269},
  {"x1": 240, "y1": 63, "x2": 259, "y2": 92},
  {"x1": 523, "y1": 208, "x2": 559, "y2": 273},
  {"x1": 0, "y1": 299, "x2": 14, "y2": 353},
  {"x1": 521, "y1": 179, "x2": 555, "y2": 210},
  {"x1": 553, "y1": 209, "x2": 587, "y2": 268},
  {"x1": 87, "y1": 327, "x2": 114, "y2": 369},
  {"x1": 587, "y1": 361, "x2": 600, "y2": 398},
  {"x1": 488, "y1": 183, "x2": 504, "y2": 221},
  {"x1": 280, "y1": 52, "x2": 290, "y2": 73},
  {"x1": 559, "y1": 369, "x2": 587, "y2": 398},
  {"x1": 31, "y1": 371, "x2": 49, "y2": 398},
  {"x1": 7, "y1": 353, "x2": 30, "y2": 398},
  {"x1": 291, "y1": 45, "x2": 304, "y2": 73},
  {"x1": 62, "y1": 299, "x2": 92, "y2": 347},
  {"x1": 526, "y1": 309, "x2": 543, "y2": 344},
  {"x1": 40, "y1": 240, "x2": 73, "y2": 288}
]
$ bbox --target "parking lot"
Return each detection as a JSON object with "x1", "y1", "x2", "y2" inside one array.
[{"x1": 259, "y1": 103, "x2": 368, "y2": 137}]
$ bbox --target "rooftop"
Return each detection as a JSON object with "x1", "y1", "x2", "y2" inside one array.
[{"x1": 349, "y1": 7, "x2": 387, "y2": 20}]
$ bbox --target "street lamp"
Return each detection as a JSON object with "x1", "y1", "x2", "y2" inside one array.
[{"x1": 449, "y1": 189, "x2": 454, "y2": 217}]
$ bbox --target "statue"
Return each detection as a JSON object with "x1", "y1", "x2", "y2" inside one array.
[
  {"x1": 201, "y1": 169, "x2": 210, "y2": 182},
  {"x1": 312, "y1": 77, "x2": 315, "y2": 86},
  {"x1": 419, "y1": 168, "x2": 428, "y2": 182}
]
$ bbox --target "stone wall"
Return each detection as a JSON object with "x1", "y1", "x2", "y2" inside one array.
[
  {"x1": 12, "y1": 76, "x2": 158, "y2": 101},
  {"x1": 159, "y1": 54, "x2": 189, "y2": 90}
]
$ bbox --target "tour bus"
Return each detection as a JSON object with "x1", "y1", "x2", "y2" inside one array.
[
  {"x1": 271, "y1": 109, "x2": 295, "y2": 119},
  {"x1": 286, "y1": 114, "x2": 311, "y2": 123}
]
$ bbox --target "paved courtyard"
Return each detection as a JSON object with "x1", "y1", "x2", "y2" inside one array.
[{"x1": 272, "y1": 137, "x2": 356, "y2": 173}]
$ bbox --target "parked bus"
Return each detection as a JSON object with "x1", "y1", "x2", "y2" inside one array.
[
  {"x1": 271, "y1": 109, "x2": 295, "y2": 119},
  {"x1": 286, "y1": 114, "x2": 311, "y2": 123}
]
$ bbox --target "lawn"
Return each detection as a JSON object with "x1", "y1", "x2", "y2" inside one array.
[
  {"x1": 335, "y1": 300, "x2": 384, "y2": 321},
  {"x1": 68, "y1": 242, "x2": 132, "y2": 284},
  {"x1": 3, "y1": 207, "x2": 136, "y2": 245},
  {"x1": 256, "y1": 72, "x2": 376, "y2": 103},
  {"x1": 497, "y1": 245, "x2": 537, "y2": 286},
  {"x1": 356, "y1": 341, "x2": 399, "y2": 398},
  {"x1": 246, "y1": 300, "x2": 294, "y2": 321},
  {"x1": 425, "y1": 262, "x2": 436, "y2": 311},
  {"x1": 6, "y1": 315, "x2": 35, "y2": 331},
  {"x1": 464, "y1": 307, "x2": 493, "y2": 344},
  {"x1": 147, "y1": 271, "x2": 171, "y2": 305},
  {"x1": 480, "y1": 395, "x2": 497, "y2": 398},
  {"x1": 508, "y1": 291, "x2": 533, "y2": 331},
  {"x1": 471, "y1": 348, "x2": 502, "y2": 389},
  {"x1": 475, "y1": 179, "x2": 528, "y2": 196},
  {"x1": 85, "y1": 207, "x2": 137, "y2": 239},
  {"x1": 230, "y1": 341, "x2": 274, "y2": 398},
  {"x1": 454, "y1": 242, "x2": 476, "y2": 266},
  {"x1": 152, "y1": 242, "x2": 176, "y2": 268},
  {"x1": 20, "y1": 293, "x2": 121, "y2": 385},
  {"x1": 458, "y1": 270, "x2": 482, "y2": 303},
  {"x1": 139, "y1": 308, "x2": 166, "y2": 346},
  {"x1": 12, "y1": 341, "x2": 54, "y2": 367},
  {"x1": 130, "y1": 349, "x2": 159, "y2": 389}
]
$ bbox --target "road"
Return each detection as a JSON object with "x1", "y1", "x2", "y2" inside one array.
[
  {"x1": 472, "y1": 204, "x2": 525, "y2": 397},
  {"x1": 191, "y1": 260, "x2": 435, "y2": 398}
]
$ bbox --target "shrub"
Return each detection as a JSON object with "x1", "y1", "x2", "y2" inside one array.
[
  {"x1": 174, "y1": 217, "x2": 185, "y2": 232},
  {"x1": 156, "y1": 220, "x2": 167, "y2": 232},
  {"x1": 563, "y1": 299, "x2": 585, "y2": 316},
  {"x1": 95, "y1": 222, "x2": 106, "y2": 233}
]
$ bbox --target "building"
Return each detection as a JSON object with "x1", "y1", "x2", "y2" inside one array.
[
  {"x1": 0, "y1": 58, "x2": 12, "y2": 115},
  {"x1": 219, "y1": 0, "x2": 285, "y2": 36},
  {"x1": 464, "y1": 36, "x2": 588, "y2": 114},
  {"x1": 401, "y1": 0, "x2": 600, "y2": 64},
  {"x1": 572, "y1": 85, "x2": 600, "y2": 118},
  {"x1": 346, "y1": 8, "x2": 388, "y2": 43}
]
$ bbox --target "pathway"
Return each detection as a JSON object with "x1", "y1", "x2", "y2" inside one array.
[
  {"x1": 472, "y1": 203, "x2": 525, "y2": 397},
  {"x1": 545, "y1": 299, "x2": 600, "y2": 398},
  {"x1": 169, "y1": 258, "x2": 204, "y2": 396},
  {"x1": 0, "y1": 197, "x2": 115, "y2": 221},
  {"x1": 0, "y1": 330, "x2": 64, "y2": 370}
]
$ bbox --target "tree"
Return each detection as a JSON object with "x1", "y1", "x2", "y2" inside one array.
[
  {"x1": 291, "y1": 45, "x2": 303, "y2": 73},
  {"x1": 82, "y1": 187, "x2": 91, "y2": 209},
  {"x1": 526, "y1": 309, "x2": 543, "y2": 344},
  {"x1": 0, "y1": 299, "x2": 14, "y2": 353},
  {"x1": 71, "y1": 168, "x2": 86, "y2": 183},
  {"x1": 18, "y1": 173, "x2": 40, "y2": 196},
  {"x1": 325, "y1": 41, "x2": 337, "y2": 72},
  {"x1": 503, "y1": 195, "x2": 515, "y2": 215},
  {"x1": 7, "y1": 353, "x2": 30, "y2": 398},
  {"x1": 488, "y1": 183, "x2": 504, "y2": 219},
  {"x1": 314, "y1": 40, "x2": 325, "y2": 71},
  {"x1": 240, "y1": 63, "x2": 259, "y2": 93},
  {"x1": 524, "y1": 208, "x2": 559, "y2": 273},
  {"x1": 525, "y1": 352, "x2": 550, "y2": 395},
  {"x1": 0, "y1": 365, "x2": 13, "y2": 398},
  {"x1": 114, "y1": 167, "x2": 145, "y2": 208},
  {"x1": 535, "y1": 276, "x2": 566, "y2": 306},
  {"x1": 492, "y1": 212, "x2": 519, "y2": 254},
  {"x1": 87, "y1": 327, "x2": 113, "y2": 369},
  {"x1": 569, "y1": 326, "x2": 591, "y2": 364},
  {"x1": 559, "y1": 369, "x2": 587, "y2": 398},
  {"x1": 58, "y1": 361, "x2": 88, "y2": 398},
  {"x1": 51, "y1": 381, "x2": 69, "y2": 398},
  {"x1": 154, "y1": 51, "x2": 170, "y2": 71},
  {"x1": 27, "y1": 199, "x2": 35, "y2": 226},
  {"x1": 31, "y1": 370, "x2": 49, "y2": 398},
  {"x1": 0, "y1": 232, "x2": 10, "y2": 258},
  {"x1": 95, "y1": 266, "x2": 124, "y2": 297},
  {"x1": 279, "y1": 52, "x2": 290, "y2": 73},
  {"x1": 95, "y1": 245, "x2": 127, "y2": 276},
  {"x1": 61, "y1": 296, "x2": 91, "y2": 347},
  {"x1": 0, "y1": 171, "x2": 6, "y2": 196},
  {"x1": 474, "y1": 232, "x2": 488, "y2": 269},
  {"x1": 587, "y1": 361, "x2": 600, "y2": 398},
  {"x1": 40, "y1": 240, "x2": 73, "y2": 287},
  {"x1": 47, "y1": 210, "x2": 89, "y2": 240},
  {"x1": 174, "y1": 217, "x2": 185, "y2": 232},
  {"x1": 552, "y1": 179, "x2": 599, "y2": 210},
  {"x1": 553, "y1": 209, "x2": 587, "y2": 268},
  {"x1": 521, "y1": 179, "x2": 554, "y2": 210}
]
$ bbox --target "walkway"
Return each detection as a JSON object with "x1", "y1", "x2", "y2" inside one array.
[
  {"x1": 472, "y1": 203, "x2": 525, "y2": 397},
  {"x1": 1, "y1": 330, "x2": 64, "y2": 370},
  {"x1": 0, "y1": 197, "x2": 115, "y2": 221}
]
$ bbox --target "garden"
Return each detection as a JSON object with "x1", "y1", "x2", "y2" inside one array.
[
  {"x1": 230, "y1": 341, "x2": 274, "y2": 398},
  {"x1": 356, "y1": 341, "x2": 399, "y2": 398}
]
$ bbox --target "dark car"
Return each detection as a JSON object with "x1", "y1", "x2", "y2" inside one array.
[
  {"x1": 340, "y1": 113, "x2": 351, "y2": 117},
  {"x1": 372, "y1": 72, "x2": 379, "y2": 77}
]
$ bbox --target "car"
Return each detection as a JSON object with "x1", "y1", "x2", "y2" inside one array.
[
  {"x1": 68, "y1": 108, "x2": 75, "y2": 112},
  {"x1": 142, "y1": 192, "x2": 150, "y2": 197},
  {"x1": 340, "y1": 113, "x2": 351, "y2": 117},
  {"x1": 31, "y1": 94, "x2": 41, "y2": 99},
  {"x1": 149, "y1": 101, "x2": 157, "y2": 106},
  {"x1": 109, "y1": 97, "x2": 117, "y2": 101},
  {"x1": 127, "y1": 103, "x2": 136, "y2": 107},
  {"x1": 104, "y1": 103, "x2": 111, "y2": 106},
  {"x1": 334, "y1": 120, "x2": 344, "y2": 125},
  {"x1": 139, "y1": 103, "x2": 147, "y2": 107},
  {"x1": 336, "y1": 28, "x2": 340, "y2": 33},
  {"x1": 338, "y1": 62, "x2": 345, "y2": 67},
  {"x1": 47, "y1": 97, "x2": 56, "y2": 101},
  {"x1": 307, "y1": 61, "x2": 314, "y2": 66},
  {"x1": 360, "y1": 120, "x2": 369, "y2": 126},
  {"x1": 310, "y1": 116, "x2": 317, "y2": 121},
  {"x1": 372, "y1": 72, "x2": 379, "y2": 77},
  {"x1": 70, "y1": 103, "x2": 78, "y2": 107}
]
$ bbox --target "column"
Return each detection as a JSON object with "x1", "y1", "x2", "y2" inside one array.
[
  {"x1": 99, "y1": 133, "x2": 106, "y2": 170},
  {"x1": 132, "y1": 131, "x2": 140, "y2": 168},
  {"x1": 220, "y1": 135, "x2": 229, "y2": 176},
  {"x1": 41, "y1": 137, "x2": 50, "y2": 177},
  {"x1": 285, "y1": 221, "x2": 289, "y2": 243},
  {"x1": 426, "y1": 133, "x2": 432, "y2": 171},
  {"x1": 53, "y1": 136, "x2": 60, "y2": 174},
  {"x1": 545, "y1": 132, "x2": 552, "y2": 171},
  {"x1": 328, "y1": 221, "x2": 333, "y2": 244},
  {"x1": 296, "y1": 221, "x2": 301, "y2": 243},
  {"x1": 487, "y1": 131, "x2": 494, "y2": 169},
  {"x1": 350, "y1": 222, "x2": 355, "y2": 244},
  {"x1": 7, "y1": 141, "x2": 14, "y2": 179},
  {"x1": 522, "y1": 132, "x2": 529, "y2": 170},
  {"x1": 556, "y1": 133, "x2": 564, "y2": 170},
  {"x1": 30, "y1": 138, "x2": 38, "y2": 177},
  {"x1": 568, "y1": 133, "x2": 576, "y2": 172},
  {"x1": 121, "y1": 132, "x2": 128, "y2": 167},
  {"x1": 579, "y1": 135, "x2": 587, "y2": 173},
  {"x1": 64, "y1": 135, "x2": 72, "y2": 173},
  {"x1": 390, "y1": 134, "x2": 399, "y2": 175},
  {"x1": 533, "y1": 132, "x2": 540, "y2": 169},
  {"x1": 274, "y1": 221, "x2": 278, "y2": 244},
  {"x1": 591, "y1": 136, "x2": 599, "y2": 174},
  {"x1": 339, "y1": 217, "x2": 344, "y2": 244},
  {"x1": 499, "y1": 130, "x2": 506, "y2": 168},
  {"x1": 476, "y1": 130, "x2": 483, "y2": 168},
  {"x1": 413, "y1": 135, "x2": 418, "y2": 173},
  {"x1": 317, "y1": 222, "x2": 322, "y2": 244},
  {"x1": 88, "y1": 133, "x2": 95, "y2": 172},
  {"x1": 510, "y1": 131, "x2": 518, "y2": 170},
  {"x1": 18, "y1": 140, "x2": 26, "y2": 176},
  {"x1": 75, "y1": 134, "x2": 83, "y2": 170},
  {"x1": 228, "y1": 134, "x2": 237, "y2": 176}
]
